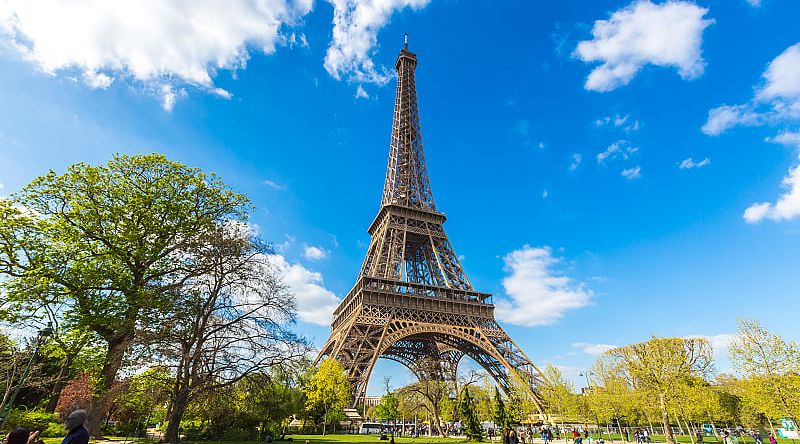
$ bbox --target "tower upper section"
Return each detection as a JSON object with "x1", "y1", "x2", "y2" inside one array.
[{"x1": 380, "y1": 37, "x2": 437, "y2": 212}]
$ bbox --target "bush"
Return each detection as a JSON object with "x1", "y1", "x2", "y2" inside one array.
[{"x1": 4, "y1": 409, "x2": 63, "y2": 437}]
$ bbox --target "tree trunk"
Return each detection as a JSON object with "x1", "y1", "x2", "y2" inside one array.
[
  {"x1": 323, "y1": 406, "x2": 328, "y2": 436},
  {"x1": 660, "y1": 394, "x2": 676, "y2": 444},
  {"x1": 164, "y1": 389, "x2": 191, "y2": 443},
  {"x1": 432, "y1": 405, "x2": 446, "y2": 438},
  {"x1": 45, "y1": 353, "x2": 75, "y2": 413},
  {"x1": 88, "y1": 334, "x2": 132, "y2": 437}
]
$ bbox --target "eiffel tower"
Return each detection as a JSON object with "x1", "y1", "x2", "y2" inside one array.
[{"x1": 318, "y1": 36, "x2": 547, "y2": 411}]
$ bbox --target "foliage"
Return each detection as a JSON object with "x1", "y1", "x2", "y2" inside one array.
[
  {"x1": 492, "y1": 386, "x2": 507, "y2": 428},
  {"x1": 305, "y1": 359, "x2": 352, "y2": 435},
  {"x1": 155, "y1": 222, "x2": 308, "y2": 442},
  {"x1": 54, "y1": 371, "x2": 92, "y2": 415},
  {"x1": 607, "y1": 336, "x2": 713, "y2": 444},
  {"x1": 729, "y1": 319, "x2": 800, "y2": 424},
  {"x1": 3, "y1": 409, "x2": 61, "y2": 437},
  {"x1": 374, "y1": 389, "x2": 400, "y2": 421},
  {"x1": 0, "y1": 153, "x2": 251, "y2": 434},
  {"x1": 459, "y1": 387, "x2": 484, "y2": 441}
]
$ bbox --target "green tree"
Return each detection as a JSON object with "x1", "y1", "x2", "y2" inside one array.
[
  {"x1": 539, "y1": 365, "x2": 579, "y2": 432},
  {"x1": 0, "y1": 154, "x2": 250, "y2": 434},
  {"x1": 304, "y1": 359, "x2": 351, "y2": 435},
  {"x1": 374, "y1": 382, "x2": 399, "y2": 421},
  {"x1": 460, "y1": 387, "x2": 484, "y2": 441},
  {"x1": 607, "y1": 337, "x2": 713, "y2": 444},
  {"x1": 729, "y1": 319, "x2": 800, "y2": 427},
  {"x1": 493, "y1": 386, "x2": 507, "y2": 428}
]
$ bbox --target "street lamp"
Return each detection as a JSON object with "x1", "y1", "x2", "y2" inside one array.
[
  {"x1": 0, "y1": 323, "x2": 54, "y2": 429},
  {"x1": 579, "y1": 371, "x2": 603, "y2": 440}
]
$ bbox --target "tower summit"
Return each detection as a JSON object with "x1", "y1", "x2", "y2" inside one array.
[{"x1": 317, "y1": 39, "x2": 547, "y2": 413}]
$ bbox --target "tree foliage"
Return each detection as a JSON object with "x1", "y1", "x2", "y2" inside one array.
[
  {"x1": 304, "y1": 359, "x2": 351, "y2": 435},
  {"x1": 607, "y1": 337, "x2": 713, "y2": 444}
]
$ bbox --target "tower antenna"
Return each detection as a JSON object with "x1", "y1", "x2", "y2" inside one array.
[{"x1": 404, "y1": 33, "x2": 408, "y2": 50}]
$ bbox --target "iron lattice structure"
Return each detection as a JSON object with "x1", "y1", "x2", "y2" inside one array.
[{"x1": 318, "y1": 39, "x2": 547, "y2": 411}]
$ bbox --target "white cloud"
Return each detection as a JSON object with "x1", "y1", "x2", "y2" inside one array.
[
  {"x1": 574, "y1": 0, "x2": 713, "y2": 92},
  {"x1": 746, "y1": 0, "x2": 761, "y2": 6},
  {"x1": 621, "y1": 166, "x2": 642, "y2": 179},
  {"x1": 0, "y1": 0, "x2": 312, "y2": 110},
  {"x1": 569, "y1": 153, "x2": 583, "y2": 171},
  {"x1": 743, "y1": 160, "x2": 800, "y2": 224},
  {"x1": 542, "y1": 189, "x2": 549, "y2": 199},
  {"x1": 303, "y1": 245, "x2": 329, "y2": 261},
  {"x1": 355, "y1": 84, "x2": 370, "y2": 99},
  {"x1": 703, "y1": 43, "x2": 800, "y2": 136},
  {"x1": 263, "y1": 179, "x2": 286, "y2": 190},
  {"x1": 596, "y1": 114, "x2": 641, "y2": 132},
  {"x1": 495, "y1": 246, "x2": 593, "y2": 327},
  {"x1": 702, "y1": 105, "x2": 762, "y2": 136},
  {"x1": 0, "y1": 181, "x2": 4, "y2": 191},
  {"x1": 597, "y1": 140, "x2": 638, "y2": 163},
  {"x1": 572, "y1": 342, "x2": 617, "y2": 356},
  {"x1": 701, "y1": 44, "x2": 800, "y2": 223},
  {"x1": 679, "y1": 157, "x2": 711, "y2": 169},
  {"x1": 267, "y1": 254, "x2": 340, "y2": 326},
  {"x1": 324, "y1": 0, "x2": 430, "y2": 84},
  {"x1": 683, "y1": 333, "x2": 733, "y2": 361}
]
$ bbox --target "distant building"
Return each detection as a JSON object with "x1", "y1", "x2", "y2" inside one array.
[{"x1": 363, "y1": 396, "x2": 382, "y2": 409}]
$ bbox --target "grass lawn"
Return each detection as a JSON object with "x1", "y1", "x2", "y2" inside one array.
[
  {"x1": 37, "y1": 434, "x2": 800, "y2": 444},
  {"x1": 272, "y1": 436, "x2": 491, "y2": 444}
]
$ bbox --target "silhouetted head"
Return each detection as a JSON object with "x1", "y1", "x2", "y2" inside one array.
[
  {"x1": 64, "y1": 410, "x2": 88, "y2": 431},
  {"x1": 6, "y1": 428, "x2": 30, "y2": 444}
]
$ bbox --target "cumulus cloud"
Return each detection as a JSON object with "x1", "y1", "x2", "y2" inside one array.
[
  {"x1": 325, "y1": 0, "x2": 430, "y2": 84},
  {"x1": 0, "y1": 0, "x2": 313, "y2": 110},
  {"x1": 679, "y1": 157, "x2": 711, "y2": 169},
  {"x1": 267, "y1": 254, "x2": 340, "y2": 326},
  {"x1": 495, "y1": 246, "x2": 592, "y2": 327},
  {"x1": 574, "y1": 0, "x2": 713, "y2": 92},
  {"x1": 743, "y1": 168, "x2": 800, "y2": 222},
  {"x1": 303, "y1": 245, "x2": 329, "y2": 260},
  {"x1": 621, "y1": 166, "x2": 642, "y2": 179},
  {"x1": 703, "y1": 43, "x2": 800, "y2": 223},
  {"x1": 704, "y1": 43, "x2": 800, "y2": 136},
  {"x1": 572, "y1": 342, "x2": 617, "y2": 355}
]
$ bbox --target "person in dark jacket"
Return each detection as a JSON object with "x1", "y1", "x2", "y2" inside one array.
[{"x1": 61, "y1": 410, "x2": 89, "y2": 444}]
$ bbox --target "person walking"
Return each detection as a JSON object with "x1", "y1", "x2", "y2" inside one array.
[
  {"x1": 61, "y1": 410, "x2": 89, "y2": 444},
  {"x1": 768, "y1": 432, "x2": 777, "y2": 444},
  {"x1": 753, "y1": 430, "x2": 763, "y2": 444},
  {"x1": 543, "y1": 428, "x2": 551, "y2": 444}
]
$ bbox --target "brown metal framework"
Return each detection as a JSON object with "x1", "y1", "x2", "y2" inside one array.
[{"x1": 317, "y1": 39, "x2": 547, "y2": 411}]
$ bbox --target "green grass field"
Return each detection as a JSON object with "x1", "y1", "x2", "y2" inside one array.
[{"x1": 38, "y1": 433, "x2": 800, "y2": 444}]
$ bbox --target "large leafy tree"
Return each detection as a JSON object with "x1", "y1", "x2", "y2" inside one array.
[
  {"x1": 304, "y1": 359, "x2": 351, "y2": 435},
  {"x1": 729, "y1": 319, "x2": 800, "y2": 427},
  {"x1": 0, "y1": 154, "x2": 249, "y2": 434},
  {"x1": 607, "y1": 337, "x2": 713, "y2": 444}
]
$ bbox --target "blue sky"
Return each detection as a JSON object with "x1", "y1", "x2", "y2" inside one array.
[{"x1": 1, "y1": 0, "x2": 799, "y2": 394}]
